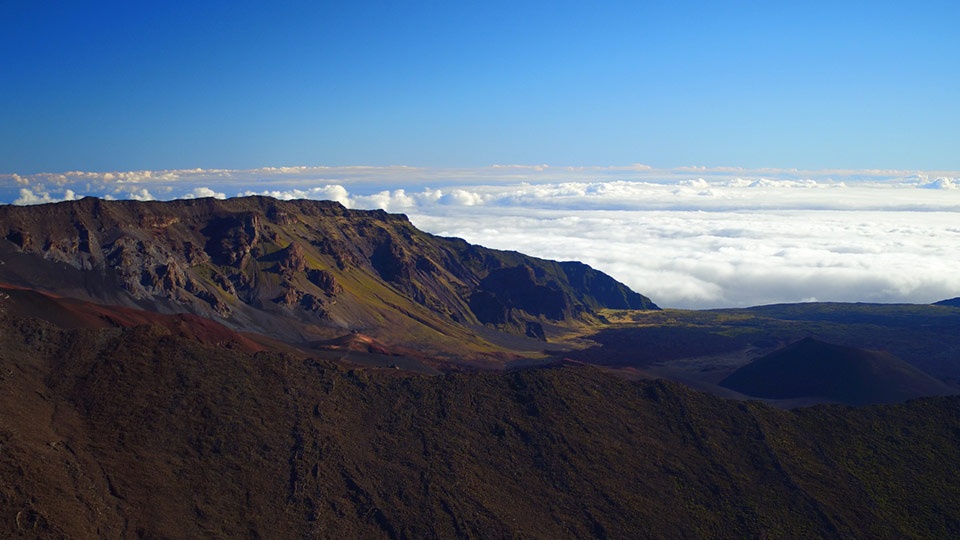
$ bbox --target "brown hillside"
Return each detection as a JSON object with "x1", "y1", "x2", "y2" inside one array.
[
  {"x1": 1, "y1": 314, "x2": 959, "y2": 538},
  {"x1": 0, "y1": 196, "x2": 657, "y2": 363}
]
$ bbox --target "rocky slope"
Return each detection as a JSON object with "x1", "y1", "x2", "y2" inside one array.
[
  {"x1": 1, "y1": 314, "x2": 959, "y2": 538},
  {"x1": 3, "y1": 197, "x2": 960, "y2": 538},
  {"x1": 0, "y1": 196, "x2": 656, "y2": 361}
]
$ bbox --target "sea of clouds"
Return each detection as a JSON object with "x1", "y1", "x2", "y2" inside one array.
[{"x1": 2, "y1": 165, "x2": 959, "y2": 309}]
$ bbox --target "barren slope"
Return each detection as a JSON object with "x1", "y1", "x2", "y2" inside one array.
[
  {"x1": 1, "y1": 314, "x2": 959, "y2": 538},
  {"x1": 0, "y1": 196, "x2": 656, "y2": 363}
]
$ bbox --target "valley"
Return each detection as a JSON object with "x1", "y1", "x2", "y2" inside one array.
[{"x1": 1, "y1": 196, "x2": 959, "y2": 537}]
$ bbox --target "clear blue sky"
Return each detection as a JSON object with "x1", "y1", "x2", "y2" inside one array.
[{"x1": 2, "y1": 1, "x2": 957, "y2": 174}]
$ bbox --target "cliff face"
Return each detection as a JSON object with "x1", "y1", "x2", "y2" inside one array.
[{"x1": 0, "y1": 196, "x2": 657, "y2": 355}]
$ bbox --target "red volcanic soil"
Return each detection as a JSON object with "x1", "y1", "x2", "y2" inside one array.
[
  {"x1": 0, "y1": 283, "x2": 270, "y2": 354},
  {"x1": 312, "y1": 332, "x2": 396, "y2": 355}
]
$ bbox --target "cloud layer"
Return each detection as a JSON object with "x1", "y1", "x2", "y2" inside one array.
[{"x1": 2, "y1": 166, "x2": 959, "y2": 309}]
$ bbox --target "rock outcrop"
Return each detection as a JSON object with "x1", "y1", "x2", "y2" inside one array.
[{"x1": 0, "y1": 196, "x2": 658, "y2": 354}]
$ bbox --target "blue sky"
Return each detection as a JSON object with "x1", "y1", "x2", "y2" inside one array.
[
  {"x1": 2, "y1": 2, "x2": 959, "y2": 308},
  {"x1": 2, "y1": 1, "x2": 957, "y2": 174}
]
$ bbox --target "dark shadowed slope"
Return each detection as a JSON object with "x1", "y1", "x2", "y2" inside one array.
[
  {"x1": 719, "y1": 337, "x2": 956, "y2": 405},
  {"x1": 2, "y1": 314, "x2": 960, "y2": 538},
  {"x1": 579, "y1": 305, "x2": 960, "y2": 399}
]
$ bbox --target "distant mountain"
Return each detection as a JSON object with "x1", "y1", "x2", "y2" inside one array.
[
  {"x1": 719, "y1": 337, "x2": 956, "y2": 405},
  {"x1": 2, "y1": 314, "x2": 959, "y2": 538},
  {"x1": 935, "y1": 297, "x2": 960, "y2": 307},
  {"x1": 0, "y1": 196, "x2": 656, "y2": 361}
]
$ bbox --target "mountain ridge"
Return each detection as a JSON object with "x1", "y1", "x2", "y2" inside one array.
[
  {"x1": 0, "y1": 196, "x2": 657, "y2": 362},
  {"x1": 3, "y1": 197, "x2": 960, "y2": 536}
]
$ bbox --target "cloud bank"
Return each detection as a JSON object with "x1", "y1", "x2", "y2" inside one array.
[{"x1": 2, "y1": 166, "x2": 959, "y2": 309}]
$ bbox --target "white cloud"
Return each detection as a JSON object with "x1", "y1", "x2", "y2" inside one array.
[
  {"x1": 679, "y1": 178, "x2": 710, "y2": 189},
  {"x1": 919, "y1": 177, "x2": 958, "y2": 190},
  {"x1": 12, "y1": 188, "x2": 80, "y2": 205},
  {"x1": 439, "y1": 189, "x2": 485, "y2": 206},
  {"x1": 128, "y1": 188, "x2": 155, "y2": 201},
  {"x1": 408, "y1": 206, "x2": 960, "y2": 309},
  {"x1": 3, "y1": 165, "x2": 960, "y2": 308},
  {"x1": 184, "y1": 187, "x2": 227, "y2": 199},
  {"x1": 240, "y1": 185, "x2": 350, "y2": 206}
]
